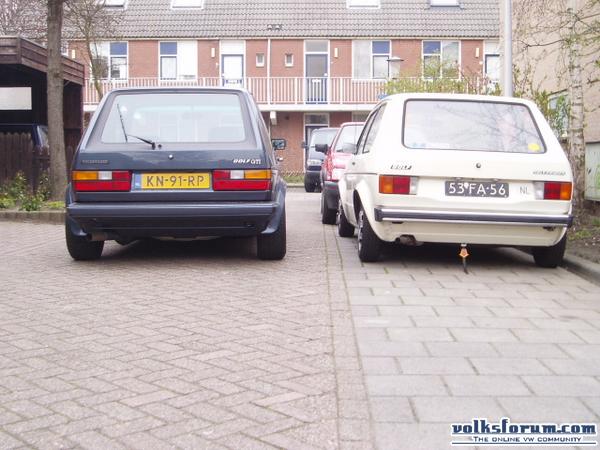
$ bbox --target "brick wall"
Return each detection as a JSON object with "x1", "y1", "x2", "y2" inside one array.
[
  {"x1": 330, "y1": 40, "x2": 352, "y2": 77},
  {"x1": 246, "y1": 40, "x2": 268, "y2": 78},
  {"x1": 270, "y1": 40, "x2": 303, "y2": 77},
  {"x1": 199, "y1": 40, "x2": 220, "y2": 78},
  {"x1": 129, "y1": 41, "x2": 158, "y2": 78},
  {"x1": 269, "y1": 112, "x2": 305, "y2": 172},
  {"x1": 392, "y1": 40, "x2": 422, "y2": 77},
  {"x1": 461, "y1": 40, "x2": 484, "y2": 77}
]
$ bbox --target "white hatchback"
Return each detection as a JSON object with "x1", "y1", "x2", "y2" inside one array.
[{"x1": 337, "y1": 93, "x2": 573, "y2": 267}]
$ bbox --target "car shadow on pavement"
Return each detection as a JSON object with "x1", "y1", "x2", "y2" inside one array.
[
  {"x1": 97, "y1": 236, "x2": 258, "y2": 262},
  {"x1": 379, "y1": 242, "x2": 536, "y2": 270}
]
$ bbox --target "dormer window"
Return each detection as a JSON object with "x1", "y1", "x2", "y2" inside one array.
[
  {"x1": 347, "y1": 0, "x2": 380, "y2": 8},
  {"x1": 430, "y1": 0, "x2": 459, "y2": 6},
  {"x1": 100, "y1": 0, "x2": 126, "y2": 7},
  {"x1": 171, "y1": 0, "x2": 203, "y2": 8}
]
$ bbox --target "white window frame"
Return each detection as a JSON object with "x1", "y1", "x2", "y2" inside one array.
[
  {"x1": 371, "y1": 40, "x2": 391, "y2": 79},
  {"x1": 422, "y1": 40, "x2": 461, "y2": 79},
  {"x1": 90, "y1": 41, "x2": 128, "y2": 81},
  {"x1": 256, "y1": 53, "x2": 265, "y2": 67},
  {"x1": 352, "y1": 40, "x2": 391, "y2": 80},
  {"x1": 159, "y1": 41, "x2": 178, "y2": 80},
  {"x1": 346, "y1": 0, "x2": 380, "y2": 8},
  {"x1": 429, "y1": 0, "x2": 459, "y2": 5},
  {"x1": 285, "y1": 53, "x2": 294, "y2": 67},
  {"x1": 171, "y1": 0, "x2": 203, "y2": 8}
]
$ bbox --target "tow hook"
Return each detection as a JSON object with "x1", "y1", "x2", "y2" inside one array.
[{"x1": 459, "y1": 243, "x2": 469, "y2": 274}]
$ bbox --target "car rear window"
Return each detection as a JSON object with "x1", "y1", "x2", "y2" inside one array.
[
  {"x1": 333, "y1": 125, "x2": 364, "y2": 152},
  {"x1": 403, "y1": 100, "x2": 546, "y2": 153},
  {"x1": 99, "y1": 92, "x2": 253, "y2": 147},
  {"x1": 310, "y1": 129, "x2": 338, "y2": 147}
]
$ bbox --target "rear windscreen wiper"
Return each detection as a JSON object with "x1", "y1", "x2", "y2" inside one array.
[
  {"x1": 116, "y1": 103, "x2": 160, "y2": 149},
  {"x1": 127, "y1": 134, "x2": 160, "y2": 150}
]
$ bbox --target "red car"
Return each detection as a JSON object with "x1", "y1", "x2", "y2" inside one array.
[{"x1": 318, "y1": 122, "x2": 364, "y2": 224}]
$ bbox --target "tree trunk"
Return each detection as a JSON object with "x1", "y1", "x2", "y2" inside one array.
[
  {"x1": 47, "y1": 0, "x2": 67, "y2": 201},
  {"x1": 567, "y1": 18, "x2": 586, "y2": 223}
]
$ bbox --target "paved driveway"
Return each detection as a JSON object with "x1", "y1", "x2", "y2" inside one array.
[{"x1": 0, "y1": 191, "x2": 599, "y2": 449}]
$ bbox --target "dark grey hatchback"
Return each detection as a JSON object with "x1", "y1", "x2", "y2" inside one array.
[{"x1": 66, "y1": 87, "x2": 286, "y2": 260}]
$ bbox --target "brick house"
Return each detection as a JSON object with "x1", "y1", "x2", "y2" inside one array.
[{"x1": 67, "y1": 0, "x2": 500, "y2": 172}]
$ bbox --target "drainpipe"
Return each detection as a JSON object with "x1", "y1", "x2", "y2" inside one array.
[
  {"x1": 503, "y1": 0, "x2": 513, "y2": 96},
  {"x1": 267, "y1": 38, "x2": 272, "y2": 106}
]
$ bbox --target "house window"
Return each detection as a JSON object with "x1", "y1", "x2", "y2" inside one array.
[
  {"x1": 352, "y1": 40, "x2": 391, "y2": 79},
  {"x1": 352, "y1": 112, "x2": 369, "y2": 122},
  {"x1": 429, "y1": 0, "x2": 459, "y2": 5},
  {"x1": 160, "y1": 42, "x2": 177, "y2": 79},
  {"x1": 484, "y1": 40, "x2": 500, "y2": 83},
  {"x1": 347, "y1": 0, "x2": 379, "y2": 7},
  {"x1": 171, "y1": 0, "x2": 203, "y2": 7},
  {"x1": 423, "y1": 40, "x2": 459, "y2": 79},
  {"x1": 256, "y1": 53, "x2": 265, "y2": 67},
  {"x1": 159, "y1": 41, "x2": 198, "y2": 80},
  {"x1": 90, "y1": 42, "x2": 128, "y2": 80},
  {"x1": 101, "y1": 0, "x2": 126, "y2": 7},
  {"x1": 109, "y1": 42, "x2": 128, "y2": 79},
  {"x1": 285, "y1": 53, "x2": 294, "y2": 67}
]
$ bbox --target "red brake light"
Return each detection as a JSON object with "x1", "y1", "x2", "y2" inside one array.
[
  {"x1": 213, "y1": 170, "x2": 272, "y2": 191},
  {"x1": 72, "y1": 171, "x2": 131, "y2": 192},
  {"x1": 379, "y1": 175, "x2": 415, "y2": 195},
  {"x1": 543, "y1": 182, "x2": 572, "y2": 200}
]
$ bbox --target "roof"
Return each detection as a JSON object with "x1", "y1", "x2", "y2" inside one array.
[{"x1": 79, "y1": 0, "x2": 499, "y2": 40}]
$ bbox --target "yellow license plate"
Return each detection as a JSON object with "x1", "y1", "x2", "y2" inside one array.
[{"x1": 141, "y1": 173, "x2": 210, "y2": 189}]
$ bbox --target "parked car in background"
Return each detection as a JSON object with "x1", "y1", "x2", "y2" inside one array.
[
  {"x1": 337, "y1": 93, "x2": 573, "y2": 267},
  {"x1": 318, "y1": 122, "x2": 364, "y2": 224},
  {"x1": 303, "y1": 127, "x2": 338, "y2": 192},
  {"x1": 66, "y1": 87, "x2": 287, "y2": 261}
]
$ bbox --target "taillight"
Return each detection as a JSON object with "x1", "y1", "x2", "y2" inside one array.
[
  {"x1": 213, "y1": 169, "x2": 272, "y2": 191},
  {"x1": 72, "y1": 171, "x2": 131, "y2": 192},
  {"x1": 379, "y1": 175, "x2": 418, "y2": 195},
  {"x1": 534, "y1": 181, "x2": 572, "y2": 200}
]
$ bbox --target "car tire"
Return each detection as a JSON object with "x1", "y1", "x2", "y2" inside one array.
[
  {"x1": 321, "y1": 193, "x2": 336, "y2": 225},
  {"x1": 532, "y1": 234, "x2": 567, "y2": 268},
  {"x1": 257, "y1": 209, "x2": 286, "y2": 260},
  {"x1": 304, "y1": 181, "x2": 315, "y2": 193},
  {"x1": 65, "y1": 223, "x2": 104, "y2": 261},
  {"x1": 357, "y1": 207, "x2": 381, "y2": 262},
  {"x1": 337, "y1": 201, "x2": 354, "y2": 237}
]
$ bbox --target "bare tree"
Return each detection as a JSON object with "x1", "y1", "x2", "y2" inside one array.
[
  {"x1": 513, "y1": 0, "x2": 600, "y2": 219},
  {"x1": 0, "y1": 0, "x2": 46, "y2": 38},
  {"x1": 65, "y1": 0, "x2": 124, "y2": 101},
  {"x1": 46, "y1": 0, "x2": 67, "y2": 200}
]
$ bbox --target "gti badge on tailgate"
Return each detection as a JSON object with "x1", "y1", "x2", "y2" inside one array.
[{"x1": 233, "y1": 158, "x2": 262, "y2": 165}]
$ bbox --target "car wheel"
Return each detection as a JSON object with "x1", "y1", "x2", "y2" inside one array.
[
  {"x1": 321, "y1": 193, "x2": 336, "y2": 225},
  {"x1": 357, "y1": 207, "x2": 381, "y2": 262},
  {"x1": 337, "y1": 200, "x2": 354, "y2": 237},
  {"x1": 257, "y1": 209, "x2": 286, "y2": 260},
  {"x1": 65, "y1": 222, "x2": 104, "y2": 261},
  {"x1": 304, "y1": 181, "x2": 315, "y2": 193},
  {"x1": 532, "y1": 234, "x2": 567, "y2": 268}
]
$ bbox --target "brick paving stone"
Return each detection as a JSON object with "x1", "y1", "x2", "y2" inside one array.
[{"x1": 3, "y1": 192, "x2": 600, "y2": 449}]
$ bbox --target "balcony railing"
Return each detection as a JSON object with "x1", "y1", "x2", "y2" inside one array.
[{"x1": 83, "y1": 76, "x2": 492, "y2": 107}]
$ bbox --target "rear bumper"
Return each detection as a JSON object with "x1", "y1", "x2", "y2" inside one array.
[
  {"x1": 374, "y1": 207, "x2": 573, "y2": 228},
  {"x1": 67, "y1": 199, "x2": 284, "y2": 239}
]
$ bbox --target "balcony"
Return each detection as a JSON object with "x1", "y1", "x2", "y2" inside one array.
[{"x1": 83, "y1": 76, "x2": 492, "y2": 110}]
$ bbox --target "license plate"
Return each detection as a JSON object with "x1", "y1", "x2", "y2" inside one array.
[
  {"x1": 445, "y1": 181, "x2": 509, "y2": 198},
  {"x1": 140, "y1": 173, "x2": 210, "y2": 190}
]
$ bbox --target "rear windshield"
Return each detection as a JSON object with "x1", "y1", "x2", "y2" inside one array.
[
  {"x1": 98, "y1": 92, "x2": 254, "y2": 147},
  {"x1": 333, "y1": 125, "x2": 364, "y2": 152},
  {"x1": 403, "y1": 100, "x2": 546, "y2": 153},
  {"x1": 310, "y1": 129, "x2": 338, "y2": 147}
]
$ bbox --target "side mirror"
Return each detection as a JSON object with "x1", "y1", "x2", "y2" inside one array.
[
  {"x1": 342, "y1": 142, "x2": 357, "y2": 154},
  {"x1": 271, "y1": 138, "x2": 286, "y2": 150},
  {"x1": 314, "y1": 143, "x2": 328, "y2": 154}
]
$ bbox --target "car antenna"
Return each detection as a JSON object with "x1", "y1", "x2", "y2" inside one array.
[{"x1": 459, "y1": 243, "x2": 469, "y2": 274}]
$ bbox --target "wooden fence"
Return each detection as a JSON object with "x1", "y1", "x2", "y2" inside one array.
[{"x1": 0, "y1": 132, "x2": 49, "y2": 192}]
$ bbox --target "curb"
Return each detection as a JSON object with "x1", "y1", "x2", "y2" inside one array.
[
  {"x1": 0, "y1": 210, "x2": 65, "y2": 225},
  {"x1": 562, "y1": 253, "x2": 600, "y2": 286}
]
